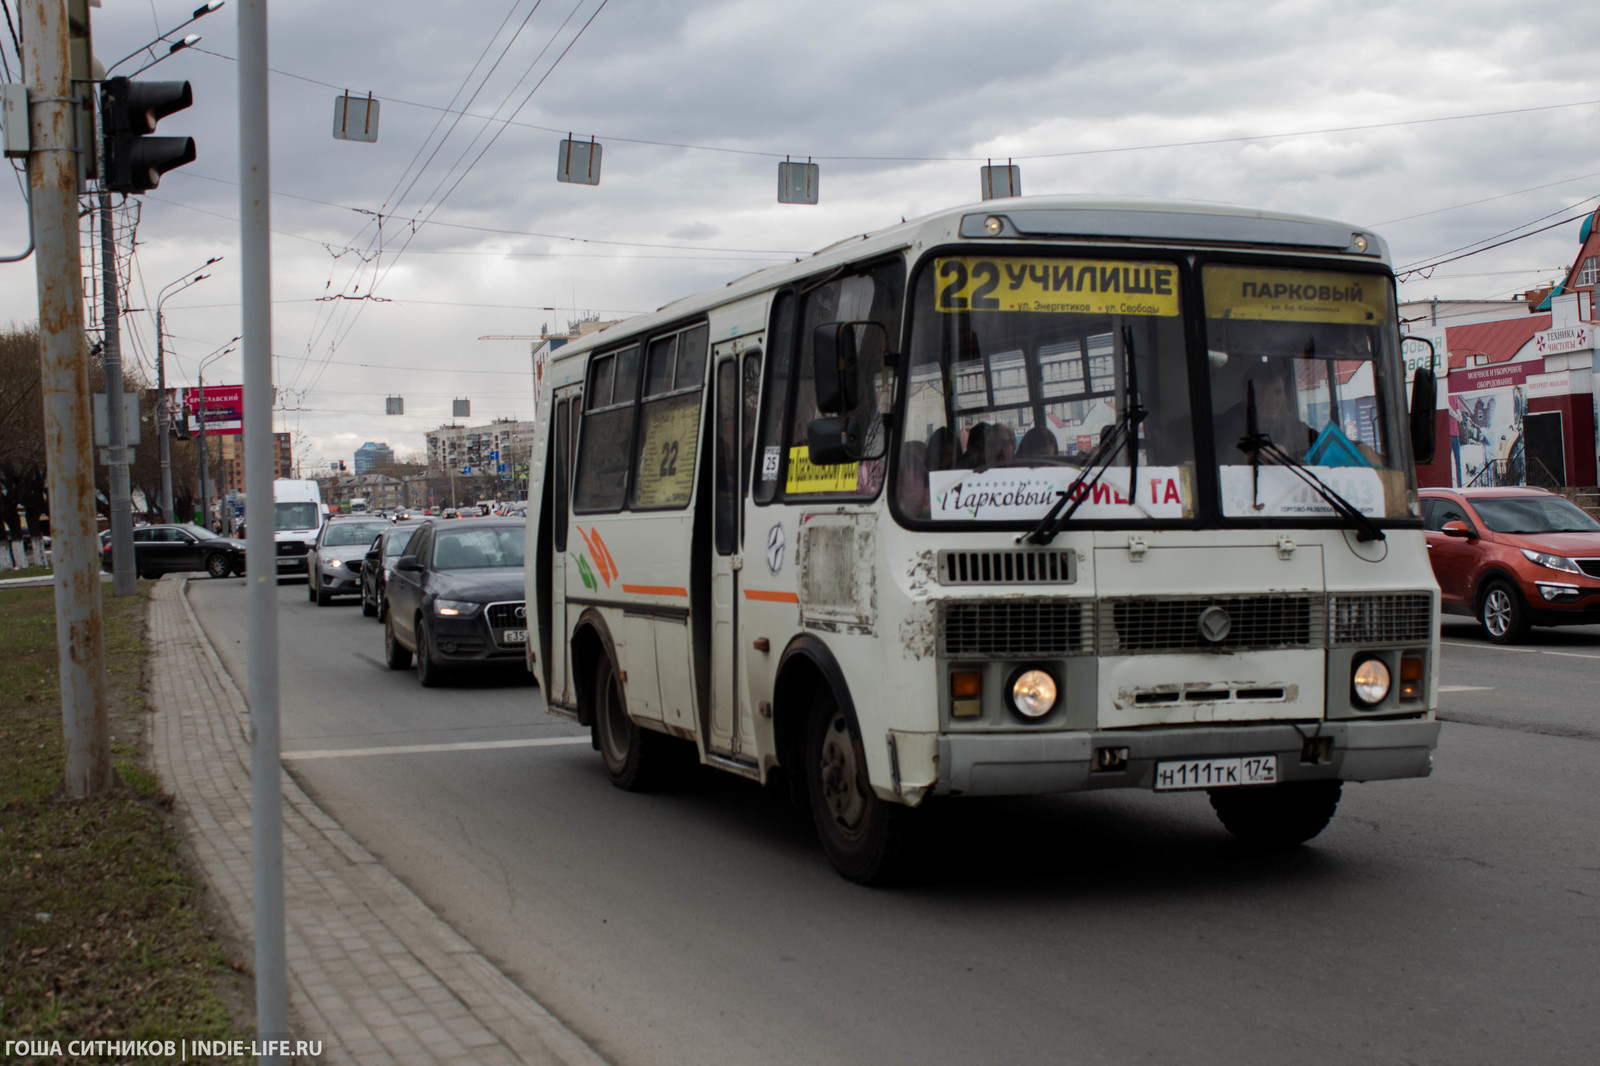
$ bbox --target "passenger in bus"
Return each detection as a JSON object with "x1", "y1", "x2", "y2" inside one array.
[
  {"x1": 1016, "y1": 426, "x2": 1058, "y2": 460},
  {"x1": 897, "y1": 440, "x2": 931, "y2": 518},
  {"x1": 959, "y1": 422, "x2": 991, "y2": 468},
  {"x1": 925, "y1": 426, "x2": 955, "y2": 471},
  {"x1": 1219, "y1": 362, "x2": 1315, "y2": 460}
]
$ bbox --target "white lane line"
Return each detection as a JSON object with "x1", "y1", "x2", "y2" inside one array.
[
  {"x1": 282, "y1": 736, "x2": 591, "y2": 760},
  {"x1": 1439, "y1": 685, "x2": 1492, "y2": 693},
  {"x1": 1441, "y1": 640, "x2": 1600, "y2": 660}
]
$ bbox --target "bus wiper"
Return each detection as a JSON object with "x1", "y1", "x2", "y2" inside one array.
[
  {"x1": 1236, "y1": 393, "x2": 1384, "y2": 543},
  {"x1": 1018, "y1": 334, "x2": 1147, "y2": 545}
]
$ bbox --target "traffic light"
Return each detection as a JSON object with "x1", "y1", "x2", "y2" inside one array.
[{"x1": 101, "y1": 76, "x2": 195, "y2": 193}]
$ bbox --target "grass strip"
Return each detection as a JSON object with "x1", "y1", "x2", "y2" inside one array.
[{"x1": 0, "y1": 584, "x2": 252, "y2": 1063}]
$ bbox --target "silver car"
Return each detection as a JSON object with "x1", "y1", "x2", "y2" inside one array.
[{"x1": 306, "y1": 518, "x2": 392, "y2": 606}]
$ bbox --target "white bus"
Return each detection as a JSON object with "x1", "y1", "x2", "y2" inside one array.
[{"x1": 523, "y1": 196, "x2": 1442, "y2": 883}]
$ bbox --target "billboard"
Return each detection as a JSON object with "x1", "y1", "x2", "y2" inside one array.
[{"x1": 182, "y1": 384, "x2": 243, "y2": 436}]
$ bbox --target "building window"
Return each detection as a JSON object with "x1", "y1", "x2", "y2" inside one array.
[{"x1": 1578, "y1": 256, "x2": 1599, "y2": 287}]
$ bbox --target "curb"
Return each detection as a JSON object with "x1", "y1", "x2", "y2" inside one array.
[{"x1": 147, "y1": 576, "x2": 607, "y2": 1066}]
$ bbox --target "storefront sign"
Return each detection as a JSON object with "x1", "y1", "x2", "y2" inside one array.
[
  {"x1": 1525, "y1": 370, "x2": 1572, "y2": 398},
  {"x1": 1534, "y1": 324, "x2": 1590, "y2": 356},
  {"x1": 1448, "y1": 361, "x2": 1531, "y2": 394}
]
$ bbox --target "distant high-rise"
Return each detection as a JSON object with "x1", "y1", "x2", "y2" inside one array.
[{"x1": 353, "y1": 441, "x2": 395, "y2": 475}]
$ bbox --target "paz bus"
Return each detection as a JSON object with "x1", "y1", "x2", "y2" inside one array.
[{"x1": 522, "y1": 196, "x2": 1442, "y2": 883}]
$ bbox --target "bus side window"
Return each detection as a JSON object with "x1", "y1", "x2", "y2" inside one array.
[
  {"x1": 741, "y1": 350, "x2": 761, "y2": 501},
  {"x1": 715, "y1": 360, "x2": 738, "y2": 555},
  {"x1": 754, "y1": 292, "x2": 796, "y2": 505},
  {"x1": 631, "y1": 324, "x2": 708, "y2": 511},
  {"x1": 553, "y1": 398, "x2": 571, "y2": 551},
  {"x1": 574, "y1": 346, "x2": 640, "y2": 513}
]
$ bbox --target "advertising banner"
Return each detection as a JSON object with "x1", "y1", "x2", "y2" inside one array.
[{"x1": 182, "y1": 385, "x2": 243, "y2": 435}]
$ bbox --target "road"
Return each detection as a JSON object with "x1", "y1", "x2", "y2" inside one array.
[{"x1": 187, "y1": 576, "x2": 1600, "y2": 1066}]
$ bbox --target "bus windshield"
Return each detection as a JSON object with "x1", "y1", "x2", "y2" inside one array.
[
  {"x1": 1203, "y1": 264, "x2": 1411, "y2": 519},
  {"x1": 897, "y1": 254, "x2": 1196, "y2": 523}
]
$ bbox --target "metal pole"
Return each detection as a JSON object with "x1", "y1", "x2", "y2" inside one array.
[
  {"x1": 99, "y1": 190, "x2": 136, "y2": 596},
  {"x1": 157, "y1": 309, "x2": 174, "y2": 523},
  {"x1": 197, "y1": 372, "x2": 208, "y2": 526},
  {"x1": 240, "y1": 0, "x2": 288, "y2": 1057},
  {"x1": 23, "y1": 0, "x2": 113, "y2": 796}
]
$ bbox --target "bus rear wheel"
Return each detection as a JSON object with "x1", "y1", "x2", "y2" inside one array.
[
  {"x1": 1208, "y1": 780, "x2": 1341, "y2": 849},
  {"x1": 592, "y1": 654, "x2": 665, "y2": 791},
  {"x1": 805, "y1": 691, "x2": 907, "y2": 885}
]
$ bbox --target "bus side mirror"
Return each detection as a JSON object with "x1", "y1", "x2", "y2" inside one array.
[
  {"x1": 812, "y1": 321, "x2": 884, "y2": 414},
  {"x1": 808, "y1": 416, "x2": 862, "y2": 466},
  {"x1": 1410, "y1": 366, "x2": 1437, "y2": 464}
]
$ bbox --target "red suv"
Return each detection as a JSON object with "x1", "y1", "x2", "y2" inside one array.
[{"x1": 1420, "y1": 487, "x2": 1600, "y2": 643}]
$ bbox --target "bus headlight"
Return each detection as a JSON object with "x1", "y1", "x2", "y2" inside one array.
[
  {"x1": 1352, "y1": 658, "x2": 1391, "y2": 706},
  {"x1": 1010, "y1": 669, "x2": 1057, "y2": 718}
]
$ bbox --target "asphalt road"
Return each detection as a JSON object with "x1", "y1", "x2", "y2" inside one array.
[{"x1": 187, "y1": 576, "x2": 1600, "y2": 1066}]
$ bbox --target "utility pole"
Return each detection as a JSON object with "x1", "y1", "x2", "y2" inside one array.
[
  {"x1": 197, "y1": 378, "x2": 209, "y2": 526},
  {"x1": 23, "y1": 0, "x2": 113, "y2": 795},
  {"x1": 156, "y1": 312, "x2": 174, "y2": 521},
  {"x1": 98, "y1": 188, "x2": 136, "y2": 596}
]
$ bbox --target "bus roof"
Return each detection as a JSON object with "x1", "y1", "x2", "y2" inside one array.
[{"x1": 549, "y1": 194, "x2": 1389, "y2": 365}]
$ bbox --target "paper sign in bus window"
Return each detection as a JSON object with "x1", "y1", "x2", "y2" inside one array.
[{"x1": 634, "y1": 398, "x2": 700, "y2": 508}]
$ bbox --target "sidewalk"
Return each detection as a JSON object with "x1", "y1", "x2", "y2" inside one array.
[{"x1": 146, "y1": 577, "x2": 607, "y2": 1066}]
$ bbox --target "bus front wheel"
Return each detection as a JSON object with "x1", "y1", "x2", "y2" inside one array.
[
  {"x1": 805, "y1": 691, "x2": 907, "y2": 885},
  {"x1": 1208, "y1": 780, "x2": 1341, "y2": 848},
  {"x1": 592, "y1": 655, "x2": 665, "y2": 791}
]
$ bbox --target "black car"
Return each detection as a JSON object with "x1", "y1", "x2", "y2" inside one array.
[
  {"x1": 359, "y1": 521, "x2": 423, "y2": 621},
  {"x1": 102, "y1": 523, "x2": 246, "y2": 579},
  {"x1": 306, "y1": 517, "x2": 394, "y2": 606},
  {"x1": 382, "y1": 518, "x2": 527, "y2": 686}
]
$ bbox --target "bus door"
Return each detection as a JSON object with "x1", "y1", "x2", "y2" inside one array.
[
  {"x1": 549, "y1": 385, "x2": 581, "y2": 705},
  {"x1": 707, "y1": 344, "x2": 760, "y2": 756}
]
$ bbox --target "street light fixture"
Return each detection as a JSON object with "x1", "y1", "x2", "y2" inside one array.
[
  {"x1": 153, "y1": 256, "x2": 222, "y2": 522},
  {"x1": 105, "y1": 2, "x2": 225, "y2": 77}
]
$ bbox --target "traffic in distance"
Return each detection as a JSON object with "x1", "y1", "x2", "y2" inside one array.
[{"x1": 109, "y1": 197, "x2": 1600, "y2": 885}]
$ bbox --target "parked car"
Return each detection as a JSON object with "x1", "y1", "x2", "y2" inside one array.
[
  {"x1": 359, "y1": 521, "x2": 423, "y2": 621},
  {"x1": 101, "y1": 523, "x2": 246, "y2": 579},
  {"x1": 1420, "y1": 486, "x2": 1600, "y2": 643},
  {"x1": 382, "y1": 517, "x2": 527, "y2": 686},
  {"x1": 306, "y1": 517, "x2": 394, "y2": 606}
]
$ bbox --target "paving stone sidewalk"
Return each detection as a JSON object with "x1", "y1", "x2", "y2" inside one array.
[{"x1": 146, "y1": 578, "x2": 607, "y2": 1066}]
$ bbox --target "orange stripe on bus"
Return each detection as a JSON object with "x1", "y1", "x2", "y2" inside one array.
[
  {"x1": 621, "y1": 584, "x2": 688, "y2": 597},
  {"x1": 744, "y1": 589, "x2": 799, "y2": 603}
]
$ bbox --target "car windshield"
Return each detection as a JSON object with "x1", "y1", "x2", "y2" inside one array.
[
  {"x1": 431, "y1": 526, "x2": 525, "y2": 569},
  {"x1": 1472, "y1": 495, "x2": 1600, "y2": 534},
  {"x1": 898, "y1": 254, "x2": 1196, "y2": 523},
  {"x1": 1203, "y1": 264, "x2": 1412, "y2": 519},
  {"x1": 324, "y1": 522, "x2": 388, "y2": 546},
  {"x1": 275, "y1": 501, "x2": 319, "y2": 530}
]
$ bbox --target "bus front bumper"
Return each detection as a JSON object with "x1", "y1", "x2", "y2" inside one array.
[{"x1": 929, "y1": 719, "x2": 1440, "y2": 797}]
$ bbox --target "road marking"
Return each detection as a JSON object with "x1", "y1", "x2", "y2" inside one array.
[
  {"x1": 1439, "y1": 685, "x2": 1492, "y2": 692},
  {"x1": 1441, "y1": 640, "x2": 1600, "y2": 660},
  {"x1": 282, "y1": 737, "x2": 590, "y2": 760}
]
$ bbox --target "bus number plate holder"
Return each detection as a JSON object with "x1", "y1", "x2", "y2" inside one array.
[{"x1": 1154, "y1": 755, "x2": 1277, "y2": 791}]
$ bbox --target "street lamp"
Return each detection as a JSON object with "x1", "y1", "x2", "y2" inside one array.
[
  {"x1": 105, "y1": 2, "x2": 225, "y2": 77},
  {"x1": 195, "y1": 337, "x2": 240, "y2": 530},
  {"x1": 154, "y1": 257, "x2": 221, "y2": 522}
]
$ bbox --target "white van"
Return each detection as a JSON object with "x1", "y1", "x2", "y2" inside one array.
[{"x1": 273, "y1": 478, "x2": 323, "y2": 574}]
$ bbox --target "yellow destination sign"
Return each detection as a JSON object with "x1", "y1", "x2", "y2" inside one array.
[
  {"x1": 634, "y1": 400, "x2": 700, "y2": 507},
  {"x1": 933, "y1": 257, "x2": 1180, "y2": 317},
  {"x1": 785, "y1": 445, "x2": 859, "y2": 494},
  {"x1": 1205, "y1": 266, "x2": 1389, "y2": 325}
]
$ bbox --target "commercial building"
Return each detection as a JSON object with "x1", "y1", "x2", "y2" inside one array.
[{"x1": 353, "y1": 441, "x2": 395, "y2": 474}]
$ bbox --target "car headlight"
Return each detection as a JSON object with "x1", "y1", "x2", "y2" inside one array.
[
  {"x1": 1009, "y1": 669, "x2": 1058, "y2": 718},
  {"x1": 1520, "y1": 548, "x2": 1583, "y2": 575},
  {"x1": 327, "y1": 558, "x2": 342, "y2": 568},
  {"x1": 435, "y1": 599, "x2": 479, "y2": 617},
  {"x1": 1352, "y1": 658, "x2": 1391, "y2": 706}
]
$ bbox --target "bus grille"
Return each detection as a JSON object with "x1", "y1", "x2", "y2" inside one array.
[
  {"x1": 1328, "y1": 593, "x2": 1433, "y2": 645},
  {"x1": 940, "y1": 601, "x2": 1093, "y2": 657},
  {"x1": 1099, "y1": 594, "x2": 1324, "y2": 654},
  {"x1": 936, "y1": 549, "x2": 1076, "y2": 586}
]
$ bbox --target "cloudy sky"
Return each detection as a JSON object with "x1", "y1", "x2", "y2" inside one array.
[{"x1": 3, "y1": 0, "x2": 1598, "y2": 471}]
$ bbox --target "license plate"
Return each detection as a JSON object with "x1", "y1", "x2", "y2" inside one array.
[
  {"x1": 500, "y1": 629, "x2": 526, "y2": 644},
  {"x1": 1154, "y1": 755, "x2": 1277, "y2": 791}
]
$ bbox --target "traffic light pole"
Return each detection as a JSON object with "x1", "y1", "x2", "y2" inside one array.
[
  {"x1": 22, "y1": 0, "x2": 113, "y2": 796},
  {"x1": 240, "y1": 0, "x2": 289, "y2": 1057},
  {"x1": 98, "y1": 189, "x2": 137, "y2": 596}
]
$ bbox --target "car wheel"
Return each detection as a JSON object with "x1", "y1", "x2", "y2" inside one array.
[
  {"x1": 383, "y1": 613, "x2": 411, "y2": 670},
  {"x1": 314, "y1": 572, "x2": 331, "y2": 606},
  {"x1": 361, "y1": 584, "x2": 376, "y2": 617},
  {"x1": 415, "y1": 617, "x2": 442, "y2": 687},
  {"x1": 1478, "y1": 579, "x2": 1529, "y2": 644},
  {"x1": 307, "y1": 574, "x2": 317, "y2": 602},
  {"x1": 376, "y1": 586, "x2": 387, "y2": 624},
  {"x1": 590, "y1": 653, "x2": 672, "y2": 791},
  {"x1": 1209, "y1": 780, "x2": 1342, "y2": 848},
  {"x1": 205, "y1": 553, "x2": 231, "y2": 579},
  {"x1": 805, "y1": 688, "x2": 908, "y2": 884}
]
